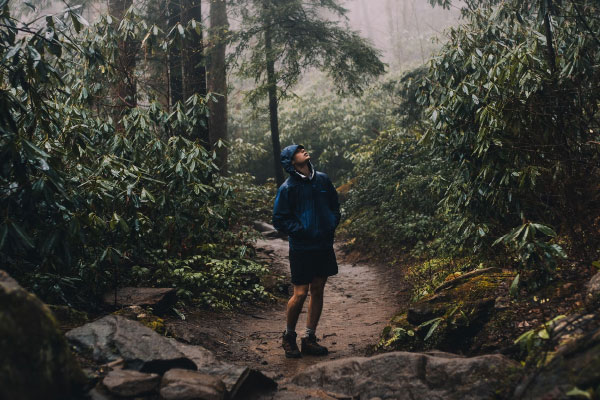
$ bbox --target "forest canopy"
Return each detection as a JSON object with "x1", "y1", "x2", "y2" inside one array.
[{"x1": 1, "y1": 0, "x2": 599, "y2": 309}]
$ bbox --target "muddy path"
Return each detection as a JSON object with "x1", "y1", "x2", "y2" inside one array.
[{"x1": 166, "y1": 235, "x2": 409, "y2": 382}]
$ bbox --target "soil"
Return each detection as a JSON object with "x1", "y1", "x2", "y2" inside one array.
[{"x1": 165, "y1": 235, "x2": 409, "y2": 381}]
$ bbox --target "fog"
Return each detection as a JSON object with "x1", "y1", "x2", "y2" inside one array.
[
  {"x1": 343, "y1": 0, "x2": 461, "y2": 67},
  {"x1": 15, "y1": 0, "x2": 460, "y2": 70}
]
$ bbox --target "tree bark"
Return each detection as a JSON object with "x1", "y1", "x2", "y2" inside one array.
[
  {"x1": 109, "y1": 0, "x2": 137, "y2": 126},
  {"x1": 207, "y1": 0, "x2": 229, "y2": 174},
  {"x1": 264, "y1": 23, "x2": 284, "y2": 187},
  {"x1": 168, "y1": 0, "x2": 184, "y2": 108},
  {"x1": 182, "y1": 0, "x2": 209, "y2": 146},
  {"x1": 543, "y1": 3, "x2": 557, "y2": 75}
]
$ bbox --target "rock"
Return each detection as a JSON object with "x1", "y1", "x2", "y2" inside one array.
[
  {"x1": 253, "y1": 221, "x2": 287, "y2": 238},
  {"x1": 0, "y1": 270, "x2": 86, "y2": 400},
  {"x1": 102, "y1": 369, "x2": 160, "y2": 397},
  {"x1": 253, "y1": 221, "x2": 276, "y2": 232},
  {"x1": 379, "y1": 269, "x2": 514, "y2": 353},
  {"x1": 516, "y1": 325, "x2": 600, "y2": 399},
  {"x1": 406, "y1": 302, "x2": 445, "y2": 325},
  {"x1": 291, "y1": 351, "x2": 520, "y2": 400},
  {"x1": 103, "y1": 287, "x2": 177, "y2": 314},
  {"x1": 587, "y1": 271, "x2": 600, "y2": 303},
  {"x1": 66, "y1": 315, "x2": 196, "y2": 374},
  {"x1": 170, "y1": 339, "x2": 277, "y2": 398},
  {"x1": 160, "y1": 369, "x2": 226, "y2": 400},
  {"x1": 263, "y1": 229, "x2": 287, "y2": 239}
]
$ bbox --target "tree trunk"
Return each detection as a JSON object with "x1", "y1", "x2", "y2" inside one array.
[
  {"x1": 207, "y1": 0, "x2": 229, "y2": 174},
  {"x1": 182, "y1": 0, "x2": 209, "y2": 146},
  {"x1": 543, "y1": 4, "x2": 557, "y2": 75},
  {"x1": 264, "y1": 23, "x2": 284, "y2": 187},
  {"x1": 168, "y1": 0, "x2": 184, "y2": 108},
  {"x1": 109, "y1": 0, "x2": 136, "y2": 126}
]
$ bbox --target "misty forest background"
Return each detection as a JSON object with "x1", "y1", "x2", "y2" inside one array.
[{"x1": 2, "y1": 0, "x2": 599, "y2": 325}]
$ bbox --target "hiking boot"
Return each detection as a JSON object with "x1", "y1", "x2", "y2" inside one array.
[
  {"x1": 282, "y1": 331, "x2": 301, "y2": 358},
  {"x1": 301, "y1": 334, "x2": 328, "y2": 356}
]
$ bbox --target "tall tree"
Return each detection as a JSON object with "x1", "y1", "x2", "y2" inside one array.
[
  {"x1": 233, "y1": 0, "x2": 386, "y2": 186},
  {"x1": 207, "y1": 0, "x2": 230, "y2": 174},
  {"x1": 109, "y1": 0, "x2": 137, "y2": 123},
  {"x1": 167, "y1": 0, "x2": 184, "y2": 107},
  {"x1": 182, "y1": 0, "x2": 209, "y2": 145}
]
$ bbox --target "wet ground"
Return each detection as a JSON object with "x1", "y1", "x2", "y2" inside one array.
[{"x1": 166, "y1": 234, "x2": 409, "y2": 382}]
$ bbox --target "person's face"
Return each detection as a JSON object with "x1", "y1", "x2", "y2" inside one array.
[{"x1": 292, "y1": 147, "x2": 310, "y2": 165}]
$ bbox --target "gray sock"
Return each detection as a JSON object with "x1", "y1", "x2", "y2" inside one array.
[
  {"x1": 285, "y1": 327, "x2": 296, "y2": 335},
  {"x1": 304, "y1": 327, "x2": 316, "y2": 338}
]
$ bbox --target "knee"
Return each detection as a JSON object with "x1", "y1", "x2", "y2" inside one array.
[
  {"x1": 310, "y1": 284, "x2": 325, "y2": 298},
  {"x1": 292, "y1": 288, "x2": 309, "y2": 301}
]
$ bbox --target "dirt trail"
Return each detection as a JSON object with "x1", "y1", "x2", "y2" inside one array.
[{"x1": 166, "y1": 235, "x2": 408, "y2": 381}]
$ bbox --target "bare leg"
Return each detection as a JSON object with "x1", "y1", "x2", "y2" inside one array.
[
  {"x1": 306, "y1": 276, "x2": 327, "y2": 330},
  {"x1": 286, "y1": 284, "x2": 308, "y2": 331}
]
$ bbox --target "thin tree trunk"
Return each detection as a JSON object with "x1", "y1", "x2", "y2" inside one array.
[
  {"x1": 182, "y1": 0, "x2": 209, "y2": 146},
  {"x1": 109, "y1": 0, "x2": 136, "y2": 126},
  {"x1": 168, "y1": 0, "x2": 183, "y2": 108},
  {"x1": 543, "y1": 3, "x2": 557, "y2": 74},
  {"x1": 264, "y1": 23, "x2": 284, "y2": 187},
  {"x1": 208, "y1": 0, "x2": 229, "y2": 174}
]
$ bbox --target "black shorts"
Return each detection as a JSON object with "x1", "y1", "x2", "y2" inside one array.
[{"x1": 289, "y1": 248, "x2": 338, "y2": 285}]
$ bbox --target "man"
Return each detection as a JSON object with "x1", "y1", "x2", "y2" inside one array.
[{"x1": 272, "y1": 144, "x2": 341, "y2": 358}]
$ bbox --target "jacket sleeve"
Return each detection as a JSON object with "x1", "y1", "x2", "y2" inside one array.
[
  {"x1": 272, "y1": 185, "x2": 305, "y2": 236},
  {"x1": 327, "y1": 177, "x2": 341, "y2": 228}
]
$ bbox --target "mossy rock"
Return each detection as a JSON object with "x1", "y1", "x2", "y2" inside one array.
[
  {"x1": 377, "y1": 313, "x2": 421, "y2": 351},
  {"x1": 113, "y1": 306, "x2": 168, "y2": 335},
  {"x1": 516, "y1": 326, "x2": 600, "y2": 399},
  {"x1": 0, "y1": 270, "x2": 87, "y2": 400},
  {"x1": 379, "y1": 269, "x2": 515, "y2": 353}
]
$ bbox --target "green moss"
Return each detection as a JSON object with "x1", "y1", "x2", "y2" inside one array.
[
  {"x1": 1, "y1": 280, "x2": 86, "y2": 400},
  {"x1": 379, "y1": 270, "x2": 515, "y2": 353},
  {"x1": 113, "y1": 307, "x2": 168, "y2": 335}
]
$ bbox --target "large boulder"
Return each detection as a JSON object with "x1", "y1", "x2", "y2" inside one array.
[
  {"x1": 103, "y1": 287, "x2": 177, "y2": 314},
  {"x1": 587, "y1": 271, "x2": 600, "y2": 304},
  {"x1": 170, "y1": 339, "x2": 277, "y2": 398},
  {"x1": 0, "y1": 270, "x2": 86, "y2": 400},
  {"x1": 160, "y1": 369, "x2": 226, "y2": 400},
  {"x1": 291, "y1": 351, "x2": 521, "y2": 400},
  {"x1": 378, "y1": 269, "x2": 515, "y2": 353},
  {"x1": 66, "y1": 315, "x2": 196, "y2": 374}
]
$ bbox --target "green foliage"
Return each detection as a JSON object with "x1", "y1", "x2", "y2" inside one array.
[
  {"x1": 131, "y1": 247, "x2": 272, "y2": 310},
  {"x1": 494, "y1": 223, "x2": 567, "y2": 288},
  {"x1": 341, "y1": 128, "x2": 448, "y2": 254},
  {"x1": 420, "y1": 1, "x2": 600, "y2": 262},
  {"x1": 229, "y1": 76, "x2": 399, "y2": 185},
  {"x1": 339, "y1": 68, "x2": 456, "y2": 258},
  {"x1": 0, "y1": 4, "x2": 269, "y2": 309},
  {"x1": 231, "y1": 0, "x2": 386, "y2": 103},
  {"x1": 514, "y1": 314, "x2": 567, "y2": 366},
  {"x1": 344, "y1": 0, "x2": 600, "y2": 285},
  {"x1": 405, "y1": 258, "x2": 477, "y2": 301}
]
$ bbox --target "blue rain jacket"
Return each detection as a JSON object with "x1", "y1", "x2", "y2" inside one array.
[{"x1": 272, "y1": 144, "x2": 341, "y2": 250}]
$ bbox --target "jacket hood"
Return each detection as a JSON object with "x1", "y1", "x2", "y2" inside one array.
[{"x1": 280, "y1": 144, "x2": 314, "y2": 180}]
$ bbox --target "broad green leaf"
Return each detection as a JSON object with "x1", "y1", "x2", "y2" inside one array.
[
  {"x1": 509, "y1": 274, "x2": 520, "y2": 298},
  {"x1": 10, "y1": 222, "x2": 35, "y2": 249},
  {"x1": 424, "y1": 319, "x2": 441, "y2": 341}
]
